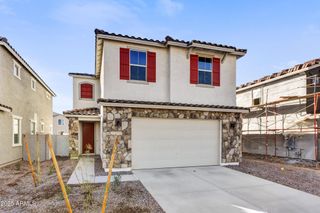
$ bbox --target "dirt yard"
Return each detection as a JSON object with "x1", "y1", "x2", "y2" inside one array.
[
  {"x1": 0, "y1": 158, "x2": 163, "y2": 213},
  {"x1": 228, "y1": 153, "x2": 320, "y2": 196}
]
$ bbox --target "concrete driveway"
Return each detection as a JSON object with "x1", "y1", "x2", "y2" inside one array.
[{"x1": 134, "y1": 166, "x2": 320, "y2": 213}]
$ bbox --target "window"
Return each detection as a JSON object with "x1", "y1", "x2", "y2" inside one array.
[
  {"x1": 13, "y1": 60, "x2": 21, "y2": 79},
  {"x1": 31, "y1": 78, "x2": 36, "y2": 91},
  {"x1": 198, "y1": 57, "x2": 212, "y2": 85},
  {"x1": 30, "y1": 121, "x2": 36, "y2": 135},
  {"x1": 58, "y1": 119, "x2": 64, "y2": 125},
  {"x1": 13, "y1": 116, "x2": 22, "y2": 146},
  {"x1": 130, "y1": 50, "x2": 146, "y2": 81},
  {"x1": 80, "y1": 83, "x2": 93, "y2": 99},
  {"x1": 253, "y1": 98, "x2": 261, "y2": 106},
  {"x1": 40, "y1": 122, "x2": 44, "y2": 133}
]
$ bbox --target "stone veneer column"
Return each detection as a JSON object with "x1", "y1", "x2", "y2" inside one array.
[{"x1": 68, "y1": 117, "x2": 80, "y2": 159}]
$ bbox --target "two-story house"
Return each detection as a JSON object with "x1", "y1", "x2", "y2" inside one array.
[
  {"x1": 53, "y1": 112, "x2": 69, "y2": 135},
  {"x1": 237, "y1": 58, "x2": 320, "y2": 161},
  {"x1": 64, "y1": 29, "x2": 247, "y2": 171},
  {"x1": 0, "y1": 37, "x2": 56, "y2": 167}
]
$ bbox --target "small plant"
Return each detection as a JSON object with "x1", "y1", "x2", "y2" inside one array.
[
  {"x1": 58, "y1": 185, "x2": 72, "y2": 200},
  {"x1": 15, "y1": 161, "x2": 21, "y2": 171},
  {"x1": 112, "y1": 173, "x2": 122, "y2": 192},
  {"x1": 81, "y1": 181, "x2": 94, "y2": 210},
  {"x1": 48, "y1": 165, "x2": 55, "y2": 175}
]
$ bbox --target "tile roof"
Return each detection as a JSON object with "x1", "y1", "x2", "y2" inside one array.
[
  {"x1": 237, "y1": 58, "x2": 320, "y2": 90},
  {"x1": 97, "y1": 99, "x2": 248, "y2": 111},
  {"x1": 0, "y1": 36, "x2": 56, "y2": 96},
  {"x1": 68, "y1": 73, "x2": 96, "y2": 77},
  {"x1": 95, "y1": 29, "x2": 246, "y2": 53},
  {"x1": 0, "y1": 103, "x2": 12, "y2": 112},
  {"x1": 63, "y1": 108, "x2": 100, "y2": 116}
]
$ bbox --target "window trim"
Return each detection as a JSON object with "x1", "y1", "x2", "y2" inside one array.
[
  {"x1": 31, "y1": 78, "x2": 36, "y2": 91},
  {"x1": 30, "y1": 119, "x2": 37, "y2": 135},
  {"x1": 13, "y1": 60, "x2": 21, "y2": 80},
  {"x1": 129, "y1": 49, "x2": 147, "y2": 81},
  {"x1": 40, "y1": 122, "x2": 44, "y2": 133},
  {"x1": 79, "y1": 82, "x2": 95, "y2": 100},
  {"x1": 198, "y1": 56, "x2": 212, "y2": 85},
  {"x1": 12, "y1": 115, "x2": 22, "y2": 147}
]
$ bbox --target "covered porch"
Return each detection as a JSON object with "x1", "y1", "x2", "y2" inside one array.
[{"x1": 63, "y1": 108, "x2": 101, "y2": 158}]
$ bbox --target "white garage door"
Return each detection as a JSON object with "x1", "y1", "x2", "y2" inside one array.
[{"x1": 132, "y1": 118, "x2": 220, "y2": 169}]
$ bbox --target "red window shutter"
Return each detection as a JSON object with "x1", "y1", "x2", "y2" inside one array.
[
  {"x1": 120, "y1": 48, "x2": 129, "y2": 80},
  {"x1": 190, "y1": 54, "x2": 198, "y2": 84},
  {"x1": 212, "y1": 57, "x2": 220, "y2": 86},
  {"x1": 147, "y1": 51, "x2": 156, "y2": 82},
  {"x1": 80, "y1": 84, "x2": 93, "y2": 99}
]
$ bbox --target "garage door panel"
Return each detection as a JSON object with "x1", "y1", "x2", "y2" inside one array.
[{"x1": 132, "y1": 118, "x2": 220, "y2": 169}]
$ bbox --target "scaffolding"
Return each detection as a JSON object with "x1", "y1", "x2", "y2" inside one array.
[{"x1": 242, "y1": 75, "x2": 320, "y2": 161}]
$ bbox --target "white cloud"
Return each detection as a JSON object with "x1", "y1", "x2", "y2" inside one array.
[
  {"x1": 158, "y1": 0, "x2": 183, "y2": 16},
  {"x1": 52, "y1": 0, "x2": 139, "y2": 27}
]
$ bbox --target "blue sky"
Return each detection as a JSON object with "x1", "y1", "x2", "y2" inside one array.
[{"x1": 1, "y1": 0, "x2": 320, "y2": 113}]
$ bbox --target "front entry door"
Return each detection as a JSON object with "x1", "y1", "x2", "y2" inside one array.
[{"x1": 82, "y1": 122, "x2": 94, "y2": 154}]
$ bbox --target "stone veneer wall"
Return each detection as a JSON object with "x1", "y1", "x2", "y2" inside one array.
[
  {"x1": 68, "y1": 117, "x2": 80, "y2": 158},
  {"x1": 101, "y1": 106, "x2": 243, "y2": 169}
]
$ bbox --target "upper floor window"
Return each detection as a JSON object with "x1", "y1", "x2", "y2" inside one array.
[
  {"x1": 13, "y1": 60, "x2": 21, "y2": 79},
  {"x1": 31, "y1": 78, "x2": 36, "y2": 91},
  {"x1": 198, "y1": 57, "x2": 212, "y2": 85},
  {"x1": 80, "y1": 83, "x2": 93, "y2": 99},
  {"x1": 130, "y1": 50, "x2": 146, "y2": 81},
  {"x1": 58, "y1": 119, "x2": 64, "y2": 125},
  {"x1": 13, "y1": 116, "x2": 22, "y2": 146}
]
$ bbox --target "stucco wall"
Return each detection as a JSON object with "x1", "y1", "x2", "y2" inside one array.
[
  {"x1": 169, "y1": 47, "x2": 237, "y2": 106},
  {"x1": 103, "y1": 40, "x2": 170, "y2": 102},
  {"x1": 101, "y1": 40, "x2": 238, "y2": 106},
  {"x1": 72, "y1": 76, "x2": 100, "y2": 109},
  {"x1": 0, "y1": 46, "x2": 53, "y2": 167}
]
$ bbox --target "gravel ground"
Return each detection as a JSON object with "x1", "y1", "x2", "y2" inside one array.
[
  {"x1": 228, "y1": 154, "x2": 320, "y2": 196},
  {"x1": 0, "y1": 158, "x2": 163, "y2": 213}
]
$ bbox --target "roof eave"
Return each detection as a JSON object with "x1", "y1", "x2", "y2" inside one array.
[
  {"x1": 98, "y1": 100, "x2": 249, "y2": 113},
  {"x1": 236, "y1": 63, "x2": 320, "y2": 93},
  {"x1": 0, "y1": 41, "x2": 56, "y2": 97}
]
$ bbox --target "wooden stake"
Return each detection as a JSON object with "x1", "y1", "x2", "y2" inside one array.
[
  {"x1": 23, "y1": 134, "x2": 38, "y2": 187},
  {"x1": 46, "y1": 134, "x2": 73, "y2": 213},
  {"x1": 101, "y1": 137, "x2": 119, "y2": 213},
  {"x1": 36, "y1": 134, "x2": 41, "y2": 183}
]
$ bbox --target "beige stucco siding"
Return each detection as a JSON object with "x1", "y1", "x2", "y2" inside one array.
[
  {"x1": 72, "y1": 77, "x2": 100, "y2": 109},
  {"x1": 0, "y1": 46, "x2": 53, "y2": 167},
  {"x1": 103, "y1": 40, "x2": 170, "y2": 102}
]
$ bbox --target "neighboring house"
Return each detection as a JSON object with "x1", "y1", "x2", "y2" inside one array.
[
  {"x1": 237, "y1": 58, "x2": 320, "y2": 160},
  {"x1": 53, "y1": 112, "x2": 69, "y2": 135},
  {"x1": 64, "y1": 29, "x2": 247, "y2": 171},
  {"x1": 0, "y1": 37, "x2": 56, "y2": 167}
]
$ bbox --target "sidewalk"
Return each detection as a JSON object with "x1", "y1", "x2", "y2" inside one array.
[{"x1": 67, "y1": 156, "x2": 137, "y2": 185}]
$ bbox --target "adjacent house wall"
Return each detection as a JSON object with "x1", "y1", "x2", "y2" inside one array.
[
  {"x1": 53, "y1": 113, "x2": 69, "y2": 135},
  {"x1": 72, "y1": 76, "x2": 100, "y2": 109},
  {"x1": 0, "y1": 46, "x2": 53, "y2": 167},
  {"x1": 236, "y1": 72, "x2": 319, "y2": 160}
]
